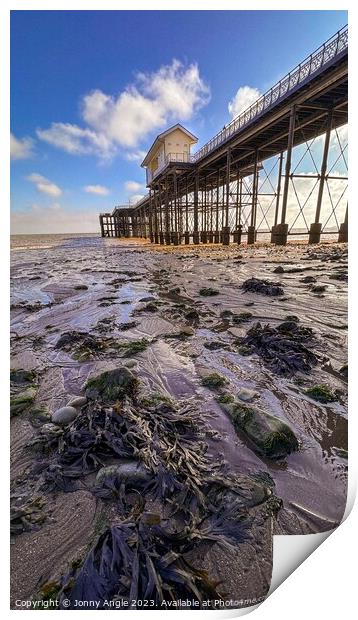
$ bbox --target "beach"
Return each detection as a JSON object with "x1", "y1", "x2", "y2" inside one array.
[{"x1": 10, "y1": 234, "x2": 348, "y2": 609}]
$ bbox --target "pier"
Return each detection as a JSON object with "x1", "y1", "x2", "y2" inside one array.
[{"x1": 99, "y1": 26, "x2": 348, "y2": 246}]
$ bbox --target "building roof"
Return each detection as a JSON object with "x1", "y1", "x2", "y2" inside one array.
[{"x1": 141, "y1": 124, "x2": 198, "y2": 167}]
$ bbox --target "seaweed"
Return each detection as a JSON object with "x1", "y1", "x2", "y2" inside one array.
[
  {"x1": 241, "y1": 278, "x2": 284, "y2": 297},
  {"x1": 238, "y1": 321, "x2": 318, "y2": 376},
  {"x1": 304, "y1": 384, "x2": 337, "y2": 403},
  {"x1": 201, "y1": 373, "x2": 228, "y2": 389},
  {"x1": 199, "y1": 288, "x2": 219, "y2": 296}
]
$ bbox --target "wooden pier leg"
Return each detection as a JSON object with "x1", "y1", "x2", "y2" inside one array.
[
  {"x1": 271, "y1": 151, "x2": 284, "y2": 243},
  {"x1": 214, "y1": 170, "x2": 220, "y2": 243},
  {"x1": 338, "y1": 205, "x2": 348, "y2": 242},
  {"x1": 222, "y1": 148, "x2": 231, "y2": 245},
  {"x1": 184, "y1": 177, "x2": 190, "y2": 244},
  {"x1": 208, "y1": 187, "x2": 214, "y2": 243},
  {"x1": 276, "y1": 106, "x2": 296, "y2": 245},
  {"x1": 193, "y1": 171, "x2": 200, "y2": 244},
  {"x1": 309, "y1": 108, "x2": 333, "y2": 244},
  {"x1": 248, "y1": 150, "x2": 259, "y2": 245},
  {"x1": 99, "y1": 215, "x2": 104, "y2": 237}
]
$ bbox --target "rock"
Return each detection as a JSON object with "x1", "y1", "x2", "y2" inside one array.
[
  {"x1": 185, "y1": 309, "x2": 200, "y2": 321},
  {"x1": 199, "y1": 287, "x2": 219, "y2": 296},
  {"x1": 96, "y1": 462, "x2": 150, "y2": 487},
  {"x1": 273, "y1": 266, "x2": 284, "y2": 273},
  {"x1": 304, "y1": 384, "x2": 338, "y2": 403},
  {"x1": 221, "y1": 401, "x2": 299, "y2": 459},
  {"x1": 201, "y1": 373, "x2": 228, "y2": 389},
  {"x1": 124, "y1": 360, "x2": 138, "y2": 369},
  {"x1": 85, "y1": 367, "x2": 138, "y2": 403},
  {"x1": 52, "y1": 406, "x2": 78, "y2": 426},
  {"x1": 242, "y1": 277, "x2": 284, "y2": 297},
  {"x1": 232, "y1": 312, "x2": 253, "y2": 324},
  {"x1": 228, "y1": 327, "x2": 246, "y2": 338},
  {"x1": 10, "y1": 387, "x2": 37, "y2": 416},
  {"x1": 67, "y1": 396, "x2": 87, "y2": 408},
  {"x1": 74, "y1": 284, "x2": 88, "y2": 290},
  {"x1": 339, "y1": 363, "x2": 348, "y2": 379},
  {"x1": 180, "y1": 326, "x2": 194, "y2": 336},
  {"x1": 311, "y1": 284, "x2": 327, "y2": 294},
  {"x1": 40, "y1": 423, "x2": 62, "y2": 434},
  {"x1": 10, "y1": 369, "x2": 37, "y2": 385},
  {"x1": 237, "y1": 388, "x2": 258, "y2": 402}
]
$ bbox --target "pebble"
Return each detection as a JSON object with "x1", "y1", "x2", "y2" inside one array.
[
  {"x1": 237, "y1": 388, "x2": 258, "y2": 402},
  {"x1": 180, "y1": 326, "x2": 195, "y2": 336},
  {"x1": 67, "y1": 396, "x2": 87, "y2": 408},
  {"x1": 52, "y1": 406, "x2": 78, "y2": 426}
]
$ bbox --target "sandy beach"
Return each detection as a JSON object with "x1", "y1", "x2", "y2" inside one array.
[{"x1": 10, "y1": 234, "x2": 348, "y2": 609}]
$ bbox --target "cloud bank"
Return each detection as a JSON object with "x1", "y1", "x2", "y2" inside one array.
[{"x1": 37, "y1": 60, "x2": 210, "y2": 160}]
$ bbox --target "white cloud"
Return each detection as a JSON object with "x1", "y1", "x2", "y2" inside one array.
[
  {"x1": 27, "y1": 173, "x2": 62, "y2": 197},
  {"x1": 84, "y1": 184, "x2": 110, "y2": 196},
  {"x1": 125, "y1": 180, "x2": 143, "y2": 194},
  {"x1": 37, "y1": 60, "x2": 210, "y2": 159},
  {"x1": 11, "y1": 203, "x2": 100, "y2": 234},
  {"x1": 129, "y1": 194, "x2": 145, "y2": 205},
  {"x1": 37, "y1": 123, "x2": 115, "y2": 159},
  {"x1": 10, "y1": 133, "x2": 34, "y2": 160},
  {"x1": 228, "y1": 86, "x2": 261, "y2": 119},
  {"x1": 125, "y1": 149, "x2": 147, "y2": 162}
]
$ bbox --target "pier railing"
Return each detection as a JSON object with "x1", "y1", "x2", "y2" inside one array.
[{"x1": 191, "y1": 25, "x2": 348, "y2": 163}]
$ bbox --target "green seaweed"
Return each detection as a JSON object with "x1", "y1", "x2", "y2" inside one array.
[
  {"x1": 304, "y1": 384, "x2": 337, "y2": 403},
  {"x1": 199, "y1": 287, "x2": 219, "y2": 296},
  {"x1": 201, "y1": 373, "x2": 228, "y2": 389},
  {"x1": 10, "y1": 387, "x2": 37, "y2": 416},
  {"x1": 85, "y1": 367, "x2": 138, "y2": 403},
  {"x1": 216, "y1": 393, "x2": 234, "y2": 404}
]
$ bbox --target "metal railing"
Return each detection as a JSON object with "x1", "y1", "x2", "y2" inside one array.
[
  {"x1": 147, "y1": 152, "x2": 191, "y2": 183},
  {"x1": 191, "y1": 25, "x2": 348, "y2": 163}
]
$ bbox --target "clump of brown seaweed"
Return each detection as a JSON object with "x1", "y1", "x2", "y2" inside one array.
[
  {"x1": 238, "y1": 321, "x2": 318, "y2": 376},
  {"x1": 241, "y1": 278, "x2": 284, "y2": 297},
  {"x1": 24, "y1": 366, "x2": 278, "y2": 607}
]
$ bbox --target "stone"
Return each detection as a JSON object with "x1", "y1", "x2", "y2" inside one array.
[
  {"x1": 67, "y1": 396, "x2": 87, "y2": 408},
  {"x1": 228, "y1": 327, "x2": 246, "y2": 338},
  {"x1": 237, "y1": 388, "x2": 258, "y2": 403},
  {"x1": 85, "y1": 367, "x2": 138, "y2": 403},
  {"x1": 40, "y1": 423, "x2": 62, "y2": 434},
  {"x1": 221, "y1": 401, "x2": 299, "y2": 459},
  {"x1": 273, "y1": 266, "x2": 284, "y2": 273},
  {"x1": 304, "y1": 384, "x2": 337, "y2": 403},
  {"x1": 180, "y1": 326, "x2": 194, "y2": 336},
  {"x1": 96, "y1": 462, "x2": 150, "y2": 487},
  {"x1": 52, "y1": 406, "x2": 78, "y2": 426},
  {"x1": 10, "y1": 387, "x2": 37, "y2": 416}
]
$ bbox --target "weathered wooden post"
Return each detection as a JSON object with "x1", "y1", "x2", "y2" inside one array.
[
  {"x1": 214, "y1": 170, "x2": 220, "y2": 243},
  {"x1": 309, "y1": 108, "x2": 333, "y2": 244},
  {"x1": 276, "y1": 106, "x2": 296, "y2": 245},
  {"x1": 222, "y1": 148, "x2": 231, "y2": 245},
  {"x1": 338, "y1": 204, "x2": 348, "y2": 242},
  {"x1": 193, "y1": 171, "x2": 200, "y2": 244},
  {"x1": 271, "y1": 151, "x2": 284, "y2": 243},
  {"x1": 248, "y1": 150, "x2": 259, "y2": 244}
]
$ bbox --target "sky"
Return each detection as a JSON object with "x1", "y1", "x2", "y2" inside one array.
[{"x1": 10, "y1": 10, "x2": 348, "y2": 234}]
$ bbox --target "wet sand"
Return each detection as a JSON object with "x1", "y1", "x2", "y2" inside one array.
[{"x1": 10, "y1": 235, "x2": 348, "y2": 607}]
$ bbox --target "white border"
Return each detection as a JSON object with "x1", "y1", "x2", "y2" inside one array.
[{"x1": 3, "y1": 2, "x2": 356, "y2": 618}]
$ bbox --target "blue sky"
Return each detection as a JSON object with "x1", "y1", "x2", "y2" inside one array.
[{"x1": 10, "y1": 10, "x2": 347, "y2": 233}]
